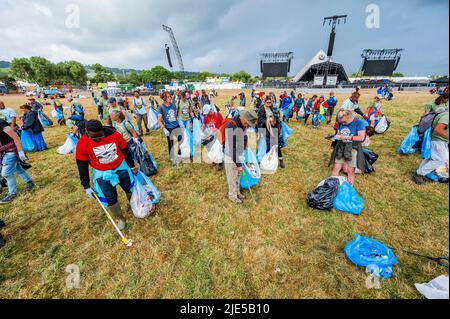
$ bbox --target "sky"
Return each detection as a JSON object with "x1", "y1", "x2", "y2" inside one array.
[{"x1": 0, "y1": 0, "x2": 448, "y2": 76}]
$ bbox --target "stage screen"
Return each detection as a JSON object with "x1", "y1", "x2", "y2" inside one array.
[
  {"x1": 314, "y1": 75, "x2": 325, "y2": 86},
  {"x1": 262, "y1": 62, "x2": 289, "y2": 77},
  {"x1": 363, "y1": 60, "x2": 397, "y2": 76}
]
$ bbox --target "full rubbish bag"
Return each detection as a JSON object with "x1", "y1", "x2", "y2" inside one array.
[
  {"x1": 38, "y1": 111, "x2": 53, "y2": 127},
  {"x1": 130, "y1": 142, "x2": 157, "y2": 176},
  {"x1": 333, "y1": 181, "x2": 364, "y2": 215},
  {"x1": 344, "y1": 233, "x2": 398, "y2": 279},
  {"x1": 20, "y1": 130, "x2": 36, "y2": 152},
  {"x1": 135, "y1": 171, "x2": 161, "y2": 204},
  {"x1": 240, "y1": 149, "x2": 261, "y2": 189},
  {"x1": 260, "y1": 145, "x2": 278, "y2": 174},
  {"x1": 363, "y1": 148, "x2": 379, "y2": 174},
  {"x1": 282, "y1": 103, "x2": 294, "y2": 120},
  {"x1": 281, "y1": 121, "x2": 293, "y2": 148},
  {"x1": 256, "y1": 136, "x2": 268, "y2": 163},
  {"x1": 207, "y1": 139, "x2": 224, "y2": 164},
  {"x1": 307, "y1": 177, "x2": 341, "y2": 211},
  {"x1": 57, "y1": 134, "x2": 78, "y2": 155},
  {"x1": 375, "y1": 116, "x2": 390, "y2": 134},
  {"x1": 147, "y1": 108, "x2": 160, "y2": 130},
  {"x1": 421, "y1": 127, "x2": 432, "y2": 159},
  {"x1": 398, "y1": 126, "x2": 420, "y2": 155},
  {"x1": 130, "y1": 173, "x2": 154, "y2": 219},
  {"x1": 180, "y1": 128, "x2": 192, "y2": 159}
]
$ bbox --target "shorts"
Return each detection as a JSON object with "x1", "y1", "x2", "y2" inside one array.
[{"x1": 335, "y1": 149, "x2": 358, "y2": 168}]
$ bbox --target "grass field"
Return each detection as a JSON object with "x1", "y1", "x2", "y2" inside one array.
[{"x1": 0, "y1": 90, "x2": 448, "y2": 299}]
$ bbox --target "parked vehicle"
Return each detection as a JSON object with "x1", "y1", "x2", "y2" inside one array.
[
  {"x1": 43, "y1": 88, "x2": 65, "y2": 98},
  {"x1": 0, "y1": 83, "x2": 7, "y2": 95}
]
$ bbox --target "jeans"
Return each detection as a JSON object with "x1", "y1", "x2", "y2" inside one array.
[
  {"x1": 96, "y1": 169, "x2": 132, "y2": 207},
  {"x1": 1, "y1": 152, "x2": 32, "y2": 196},
  {"x1": 136, "y1": 113, "x2": 149, "y2": 136},
  {"x1": 166, "y1": 126, "x2": 182, "y2": 162}
]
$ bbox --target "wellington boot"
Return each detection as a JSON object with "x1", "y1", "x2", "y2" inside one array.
[{"x1": 107, "y1": 203, "x2": 127, "y2": 230}]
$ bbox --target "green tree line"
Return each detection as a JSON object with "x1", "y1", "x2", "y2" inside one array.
[{"x1": 7, "y1": 56, "x2": 258, "y2": 86}]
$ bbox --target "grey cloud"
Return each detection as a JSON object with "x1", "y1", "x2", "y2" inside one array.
[{"x1": 0, "y1": 0, "x2": 448, "y2": 75}]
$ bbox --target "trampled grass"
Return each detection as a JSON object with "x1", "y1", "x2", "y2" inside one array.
[{"x1": 0, "y1": 90, "x2": 448, "y2": 299}]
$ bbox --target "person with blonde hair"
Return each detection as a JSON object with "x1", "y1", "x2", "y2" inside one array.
[{"x1": 329, "y1": 109, "x2": 367, "y2": 186}]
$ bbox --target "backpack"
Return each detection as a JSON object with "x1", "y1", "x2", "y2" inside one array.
[
  {"x1": 418, "y1": 111, "x2": 446, "y2": 135},
  {"x1": 218, "y1": 118, "x2": 237, "y2": 145}
]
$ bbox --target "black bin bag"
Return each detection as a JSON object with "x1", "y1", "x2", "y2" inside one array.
[{"x1": 307, "y1": 177, "x2": 341, "y2": 211}]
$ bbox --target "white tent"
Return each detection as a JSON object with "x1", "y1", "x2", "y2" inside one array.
[{"x1": 293, "y1": 49, "x2": 329, "y2": 82}]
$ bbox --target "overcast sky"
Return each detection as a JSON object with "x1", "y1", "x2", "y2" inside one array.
[{"x1": 0, "y1": 0, "x2": 448, "y2": 76}]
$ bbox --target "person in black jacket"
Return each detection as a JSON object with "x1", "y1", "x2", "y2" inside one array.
[
  {"x1": 257, "y1": 96, "x2": 285, "y2": 168},
  {"x1": 20, "y1": 104, "x2": 47, "y2": 151},
  {"x1": 224, "y1": 110, "x2": 258, "y2": 204}
]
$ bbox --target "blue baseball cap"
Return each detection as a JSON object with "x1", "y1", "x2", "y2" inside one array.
[
  {"x1": 109, "y1": 97, "x2": 117, "y2": 103},
  {"x1": 101, "y1": 90, "x2": 108, "y2": 96}
]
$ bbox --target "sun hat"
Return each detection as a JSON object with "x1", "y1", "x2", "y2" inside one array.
[{"x1": 240, "y1": 110, "x2": 258, "y2": 128}]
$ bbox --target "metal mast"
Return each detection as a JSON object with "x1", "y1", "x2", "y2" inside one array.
[
  {"x1": 162, "y1": 25, "x2": 185, "y2": 78},
  {"x1": 323, "y1": 15, "x2": 347, "y2": 58}
]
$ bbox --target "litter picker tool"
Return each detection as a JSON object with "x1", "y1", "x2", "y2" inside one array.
[
  {"x1": 389, "y1": 246, "x2": 448, "y2": 269},
  {"x1": 93, "y1": 193, "x2": 133, "y2": 248},
  {"x1": 243, "y1": 171, "x2": 257, "y2": 206}
]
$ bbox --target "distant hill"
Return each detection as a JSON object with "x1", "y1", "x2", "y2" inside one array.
[{"x1": 0, "y1": 61, "x2": 11, "y2": 68}]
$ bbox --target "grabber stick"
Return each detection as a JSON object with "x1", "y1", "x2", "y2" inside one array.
[
  {"x1": 243, "y1": 171, "x2": 257, "y2": 206},
  {"x1": 93, "y1": 193, "x2": 133, "y2": 247}
]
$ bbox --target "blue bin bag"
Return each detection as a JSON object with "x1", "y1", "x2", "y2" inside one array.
[
  {"x1": 135, "y1": 171, "x2": 161, "y2": 204},
  {"x1": 256, "y1": 136, "x2": 268, "y2": 163},
  {"x1": 344, "y1": 233, "x2": 398, "y2": 279},
  {"x1": 398, "y1": 126, "x2": 420, "y2": 155},
  {"x1": 281, "y1": 121, "x2": 293, "y2": 147},
  {"x1": 240, "y1": 149, "x2": 261, "y2": 190},
  {"x1": 20, "y1": 130, "x2": 36, "y2": 152},
  {"x1": 421, "y1": 127, "x2": 432, "y2": 159},
  {"x1": 192, "y1": 118, "x2": 202, "y2": 146},
  {"x1": 333, "y1": 181, "x2": 364, "y2": 215}
]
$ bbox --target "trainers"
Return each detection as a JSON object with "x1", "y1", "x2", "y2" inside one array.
[
  {"x1": 217, "y1": 163, "x2": 224, "y2": 171},
  {"x1": 22, "y1": 182, "x2": 36, "y2": 193},
  {"x1": 279, "y1": 159, "x2": 286, "y2": 169},
  {"x1": 237, "y1": 194, "x2": 245, "y2": 200},
  {"x1": 0, "y1": 220, "x2": 5, "y2": 229},
  {"x1": 229, "y1": 197, "x2": 243, "y2": 205},
  {"x1": 0, "y1": 194, "x2": 15, "y2": 204},
  {"x1": 414, "y1": 173, "x2": 429, "y2": 185}
]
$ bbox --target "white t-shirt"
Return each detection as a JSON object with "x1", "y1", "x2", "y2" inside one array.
[
  {"x1": 0, "y1": 107, "x2": 17, "y2": 124},
  {"x1": 133, "y1": 97, "x2": 147, "y2": 115},
  {"x1": 341, "y1": 98, "x2": 359, "y2": 112}
]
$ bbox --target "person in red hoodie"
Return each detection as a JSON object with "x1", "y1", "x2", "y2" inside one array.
[
  {"x1": 76, "y1": 120, "x2": 138, "y2": 230},
  {"x1": 201, "y1": 104, "x2": 224, "y2": 134},
  {"x1": 312, "y1": 96, "x2": 325, "y2": 129}
]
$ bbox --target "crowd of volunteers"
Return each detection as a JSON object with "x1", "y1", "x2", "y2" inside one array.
[{"x1": 0, "y1": 87, "x2": 448, "y2": 248}]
